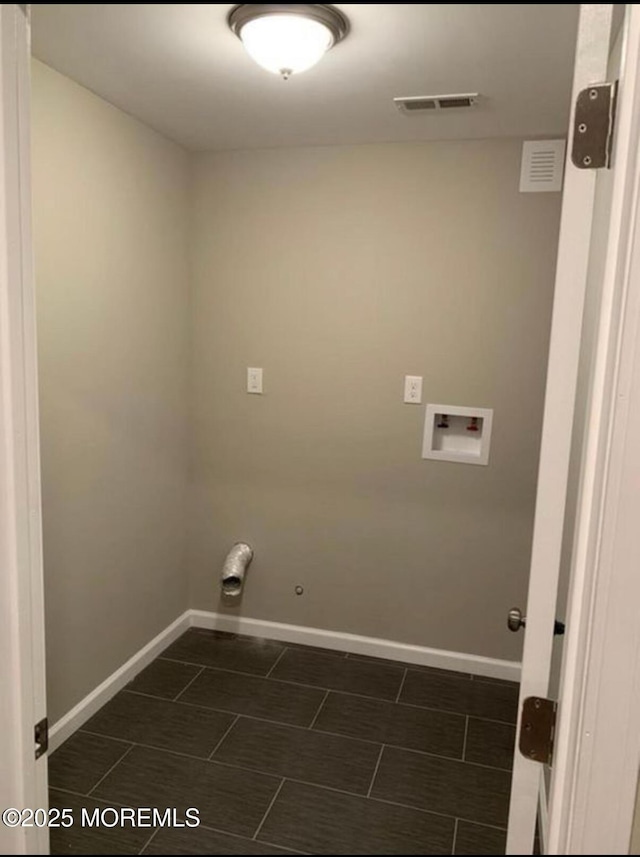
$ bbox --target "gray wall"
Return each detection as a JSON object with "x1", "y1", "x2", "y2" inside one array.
[
  {"x1": 32, "y1": 60, "x2": 190, "y2": 722},
  {"x1": 189, "y1": 141, "x2": 562, "y2": 661}
]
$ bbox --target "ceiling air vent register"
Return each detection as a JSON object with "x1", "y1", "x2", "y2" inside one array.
[{"x1": 394, "y1": 93, "x2": 479, "y2": 113}]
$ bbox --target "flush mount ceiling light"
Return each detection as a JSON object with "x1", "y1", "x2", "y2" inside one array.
[{"x1": 228, "y1": 4, "x2": 349, "y2": 80}]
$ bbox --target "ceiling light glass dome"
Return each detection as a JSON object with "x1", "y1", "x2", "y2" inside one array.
[{"x1": 228, "y1": 4, "x2": 349, "y2": 80}]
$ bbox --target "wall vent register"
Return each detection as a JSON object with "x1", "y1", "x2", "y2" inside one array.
[{"x1": 519, "y1": 139, "x2": 566, "y2": 192}]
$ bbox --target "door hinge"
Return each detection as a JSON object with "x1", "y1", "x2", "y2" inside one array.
[
  {"x1": 519, "y1": 697, "x2": 557, "y2": 766},
  {"x1": 34, "y1": 717, "x2": 48, "y2": 760},
  {"x1": 571, "y1": 81, "x2": 618, "y2": 170}
]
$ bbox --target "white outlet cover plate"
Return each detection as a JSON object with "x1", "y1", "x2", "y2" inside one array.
[
  {"x1": 247, "y1": 367, "x2": 263, "y2": 394},
  {"x1": 404, "y1": 375, "x2": 423, "y2": 404}
]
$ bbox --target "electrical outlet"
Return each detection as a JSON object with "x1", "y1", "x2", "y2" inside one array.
[
  {"x1": 247, "y1": 367, "x2": 263, "y2": 394},
  {"x1": 404, "y1": 375, "x2": 423, "y2": 404}
]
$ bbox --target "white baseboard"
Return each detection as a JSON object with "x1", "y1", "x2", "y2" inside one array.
[
  {"x1": 189, "y1": 610, "x2": 521, "y2": 682},
  {"x1": 49, "y1": 610, "x2": 191, "y2": 753}
]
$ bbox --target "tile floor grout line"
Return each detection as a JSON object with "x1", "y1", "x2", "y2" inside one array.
[
  {"x1": 52, "y1": 783, "x2": 305, "y2": 849},
  {"x1": 358, "y1": 736, "x2": 514, "y2": 773},
  {"x1": 366, "y1": 743, "x2": 386, "y2": 797},
  {"x1": 52, "y1": 787, "x2": 307, "y2": 853},
  {"x1": 285, "y1": 773, "x2": 508, "y2": 831},
  {"x1": 134, "y1": 671, "x2": 402, "y2": 707},
  {"x1": 49, "y1": 785, "x2": 111, "y2": 800},
  {"x1": 52, "y1": 762, "x2": 508, "y2": 835},
  {"x1": 159, "y1": 655, "x2": 223, "y2": 668},
  {"x1": 76, "y1": 728, "x2": 134, "y2": 746},
  {"x1": 172, "y1": 665, "x2": 206, "y2": 702},
  {"x1": 86, "y1": 743, "x2": 136, "y2": 797},
  {"x1": 202, "y1": 752, "x2": 507, "y2": 831},
  {"x1": 138, "y1": 825, "x2": 161, "y2": 855},
  {"x1": 78, "y1": 717, "x2": 513, "y2": 773},
  {"x1": 154, "y1": 658, "x2": 517, "y2": 724},
  {"x1": 50, "y1": 786, "x2": 132, "y2": 810},
  {"x1": 251, "y1": 778, "x2": 286, "y2": 841},
  {"x1": 451, "y1": 817, "x2": 459, "y2": 856},
  {"x1": 395, "y1": 668, "x2": 408, "y2": 703},
  {"x1": 345, "y1": 654, "x2": 476, "y2": 678},
  {"x1": 462, "y1": 715, "x2": 469, "y2": 761},
  {"x1": 463, "y1": 712, "x2": 518, "y2": 728},
  {"x1": 53, "y1": 784, "x2": 497, "y2": 848},
  {"x1": 472, "y1": 676, "x2": 519, "y2": 687},
  {"x1": 383, "y1": 700, "x2": 515, "y2": 726},
  {"x1": 84, "y1": 698, "x2": 386, "y2": 751},
  {"x1": 307, "y1": 690, "x2": 329, "y2": 730},
  {"x1": 207, "y1": 714, "x2": 240, "y2": 760},
  {"x1": 82, "y1": 732, "x2": 509, "y2": 801},
  {"x1": 203, "y1": 756, "x2": 369, "y2": 795},
  {"x1": 159, "y1": 651, "x2": 517, "y2": 688},
  {"x1": 265, "y1": 648, "x2": 287, "y2": 678},
  {"x1": 119, "y1": 689, "x2": 179, "y2": 702},
  {"x1": 127, "y1": 683, "x2": 424, "y2": 731},
  {"x1": 369, "y1": 792, "x2": 508, "y2": 831},
  {"x1": 170, "y1": 818, "x2": 308, "y2": 854},
  {"x1": 124, "y1": 681, "x2": 513, "y2": 729},
  {"x1": 159, "y1": 651, "x2": 517, "y2": 686},
  {"x1": 53, "y1": 771, "x2": 509, "y2": 843},
  {"x1": 81, "y1": 737, "x2": 235, "y2": 768}
]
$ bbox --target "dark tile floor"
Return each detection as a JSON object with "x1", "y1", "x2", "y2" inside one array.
[{"x1": 48, "y1": 628, "x2": 519, "y2": 855}]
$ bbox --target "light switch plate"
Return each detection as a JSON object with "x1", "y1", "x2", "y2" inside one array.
[
  {"x1": 247, "y1": 367, "x2": 263, "y2": 394},
  {"x1": 404, "y1": 375, "x2": 423, "y2": 404}
]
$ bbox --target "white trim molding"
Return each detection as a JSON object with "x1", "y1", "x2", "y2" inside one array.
[
  {"x1": 538, "y1": 767, "x2": 549, "y2": 855},
  {"x1": 0, "y1": 6, "x2": 48, "y2": 854},
  {"x1": 189, "y1": 610, "x2": 521, "y2": 682},
  {"x1": 49, "y1": 611, "x2": 191, "y2": 752},
  {"x1": 549, "y1": 7, "x2": 640, "y2": 852}
]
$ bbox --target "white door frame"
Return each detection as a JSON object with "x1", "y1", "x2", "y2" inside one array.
[
  {"x1": 0, "y1": 4, "x2": 48, "y2": 855},
  {"x1": 549, "y1": 5, "x2": 640, "y2": 852},
  {"x1": 507, "y1": 5, "x2": 616, "y2": 851}
]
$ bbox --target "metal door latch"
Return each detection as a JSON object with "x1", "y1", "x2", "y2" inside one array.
[{"x1": 34, "y1": 717, "x2": 48, "y2": 760}]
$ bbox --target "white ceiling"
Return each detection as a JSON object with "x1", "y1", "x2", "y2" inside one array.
[{"x1": 31, "y1": 4, "x2": 580, "y2": 152}]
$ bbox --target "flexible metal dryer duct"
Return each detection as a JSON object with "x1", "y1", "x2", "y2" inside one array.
[{"x1": 221, "y1": 543, "x2": 253, "y2": 597}]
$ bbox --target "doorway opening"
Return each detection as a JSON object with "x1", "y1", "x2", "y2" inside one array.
[{"x1": 18, "y1": 3, "x2": 609, "y2": 855}]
